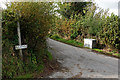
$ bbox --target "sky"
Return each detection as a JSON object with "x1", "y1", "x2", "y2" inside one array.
[
  {"x1": 93, "y1": 0, "x2": 119, "y2": 16},
  {"x1": 0, "y1": 0, "x2": 119, "y2": 16}
]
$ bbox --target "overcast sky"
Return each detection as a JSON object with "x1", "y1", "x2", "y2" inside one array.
[
  {"x1": 93, "y1": 0, "x2": 119, "y2": 15},
  {"x1": 0, "y1": 0, "x2": 119, "y2": 15}
]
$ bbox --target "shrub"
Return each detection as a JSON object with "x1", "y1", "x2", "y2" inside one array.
[
  {"x1": 99, "y1": 13, "x2": 120, "y2": 50},
  {"x1": 70, "y1": 32, "x2": 78, "y2": 40},
  {"x1": 51, "y1": 34, "x2": 60, "y2": 40}
]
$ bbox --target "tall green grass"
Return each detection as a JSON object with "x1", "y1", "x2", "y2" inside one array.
[{"x1": 50, "y1": 35, "x2": 84, "y2": 48}]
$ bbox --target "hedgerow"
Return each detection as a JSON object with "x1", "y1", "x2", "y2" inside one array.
[{"x1": 2, "y1": 2, "x2": 55, "y2": 78}]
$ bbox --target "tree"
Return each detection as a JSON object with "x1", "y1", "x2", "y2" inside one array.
[{"x1": 57, "y1": 2, "x2": 91, "y2": 19}]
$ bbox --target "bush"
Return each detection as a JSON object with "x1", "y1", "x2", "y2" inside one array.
[
  {"x1": 99, "y1": 13, "x2": 120, "y2": 50},
  {"x1": 70, "y1": 32, "x2": 78, "y2": 40},
  {"x1": 51, "y1": 34, "x2": 60, "y2": 40}
]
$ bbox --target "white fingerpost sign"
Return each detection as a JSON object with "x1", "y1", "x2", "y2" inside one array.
[
  {"x1": 15, "y1": 45, "x2": 27, "y2": 50},
  {"x1": 84, "y1": 38, "x2": 96, "y2": 49}
]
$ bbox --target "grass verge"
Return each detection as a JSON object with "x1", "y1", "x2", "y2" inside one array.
[
  {"x1": 50, "y1": 35, "x2": 120, "y2": 58},
  {"x1": 46, "y1": 51, "x2": 53, "y2": 61},
  {"x1": 93, "y1": 48, "x2": 120, "y2": 58},
  {"x1": 50, "y1": 37, "x2": 84, "y2": 48}
]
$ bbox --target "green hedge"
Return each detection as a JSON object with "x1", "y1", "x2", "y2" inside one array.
[{"x1": 2, "y1": 2, "x2": 54, "y2": 78}]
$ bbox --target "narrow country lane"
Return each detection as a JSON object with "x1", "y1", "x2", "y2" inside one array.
[{"x1": 47, "y1": 38, "x2": 118, "y2": 78}]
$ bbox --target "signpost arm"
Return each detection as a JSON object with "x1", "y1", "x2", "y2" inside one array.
[{"x1": 17, "y1": 21, "x2": 23, "y2": 61}]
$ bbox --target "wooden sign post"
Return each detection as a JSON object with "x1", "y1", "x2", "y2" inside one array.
[
  {"x1": 15, "y1": 21, "x2": 27, "y2": 61},
  {"x1": 15, "y1": 11, "x2": 27, "y2": 61}
]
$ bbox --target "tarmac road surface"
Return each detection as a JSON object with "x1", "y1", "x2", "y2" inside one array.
[{"x1": 47, "y1": 38, "x2": 119, "y2": 78}]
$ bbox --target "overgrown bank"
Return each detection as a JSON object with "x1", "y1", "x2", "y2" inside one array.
[
  {"x1": 2, "y1": 2, "x2": 55, "y2": 78},
  {"x1": 49, "y1": 2, "x2": 120, "y2": 58}
]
